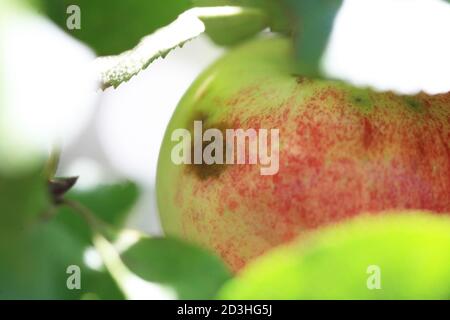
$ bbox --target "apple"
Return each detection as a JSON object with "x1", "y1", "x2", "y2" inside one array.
[
  {"x1": 218, "y1": 212, "x2": 450, "y2": 299},
  {"x1": 156, "y1": 36, "x2": 450, "y2": 271}
]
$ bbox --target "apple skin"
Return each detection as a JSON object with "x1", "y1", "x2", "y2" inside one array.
[{"x1": 156, "y1": 36, "x2": 450, "y2": 271}]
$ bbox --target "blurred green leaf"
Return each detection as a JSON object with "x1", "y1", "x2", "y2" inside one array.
[
  {"x1": 219, "y1": 213, "x2": 450, "y2": 299},
  {"x1": 55, "y1": 182, "x2": 139, "y2": 244},
  {"x1": 96, "y1": 7, "x2": 257, "y2": 89},
  {"x1": 95, "y1": 10, "x2": 203, "y2": 89},
  {"x1": 66, "y1": 182, "x2": 139, "y2": 226},
  {"x1": 262, "y1": 0, "x2": 290, "y2": 33},
  {"x1": 199, "y1": 7, "x2": 267, "y2": 46},
  {"x1": 193, "y1": 0, "x2": 290, "y2": 34},
  {"x1": 0, "y1": 174, "x2": 123, "y2": 299},
  {"x1": 47, "y1": 181, "x2": 141, "y2": 299},
  {"x1": 0, "y1": 217, "x2": 124, "y2": 299},
  {"x1": 0, "y1": 179, "x2": 136, "y2": 299},
  {"x1": 0, "y1": 219, "x2": 76, "y2": 299},
  {"x1": 0, "y1": 164, "x2": 51, "y2": 299},
  {"x1": 0, "y1": 168, "x2": 48, "y2": 252},
  {"x1": 122, "y1": 237, "x2": 232, "y2": 299},
  {"x1": 283, "y1": 0, "x2": 343, "y2": 77},
  {"x1": 39, "y1": 0, "x2": 192, "y2": 55},
  {"x1": 193, "y1": 0, "x2": 266, "y2": 6}
]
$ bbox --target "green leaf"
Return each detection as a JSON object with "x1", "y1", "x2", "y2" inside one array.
[
  {"x1": 0, "y1": 180, "x2": 137, "y2": 299},
  {"x1": 193, "y1": 0, "x2": 289, "y2": 33},
  {"x1": 0, "y1": 170, "x2": 47, "y2": 295},
  {"x1": 0, "y1": 218, "x2": 124, "y2": 299},
  {"x1": 199, "y1": 7, "x2": 267, "y2": 46},
  {"x1": 121, "y1": 237, "x2": 232, "y2": 299},
  {"x1": 67, "y1": 182, "x2": 139, "y2": 227},
  {"x1": 0, "y1": 169, "x2": 123, "y2": 299},
  {"x1": 39, "y1": 0, "x2": 192, "y2": 56},
  {"x1": 55, "y1": 182, "x2": 139, "y2": 244},
  {"x1": 262, "y1": 0, "x2": 290, "y2": 33},
  {"x1": 283, "y1": 0, "x2": 343, "y2": 77},
  {"x1": 192, "y1": 0, "x2": 266, "y2": 6},
  {"x1": 0, "y1": 168, "x2": 49, "y2": 251},
  {"x1": 46, "y1": 182, "x2": 141, "y2": 299},
  {"x1": 218, "y1": 213, "x2": 450, "y2": 299},
  {"x1": 95, "y1": 6, "x2": 259, "y2": 89},
  {"x1": 39, "y1": 181, "x2": 138, "y2": 299}
]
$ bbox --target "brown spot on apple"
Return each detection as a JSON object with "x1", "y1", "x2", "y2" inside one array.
[{"x1": 184, "y1": 111, "x2": 230, "y2": 180}]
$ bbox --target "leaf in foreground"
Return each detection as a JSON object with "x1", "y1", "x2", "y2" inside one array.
[
  {"x1": 283, "y1": 0, "x2": 343, "y2": 77},
  {"x1": 95, "y1": 6, "x2": 266, "y2": 89},
  {"x1": 121, "y1": 237, "x2": 232, "y2": 299},
  {"x1": 39, "y1": 0, "x2": 191, "y2": 55}
]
